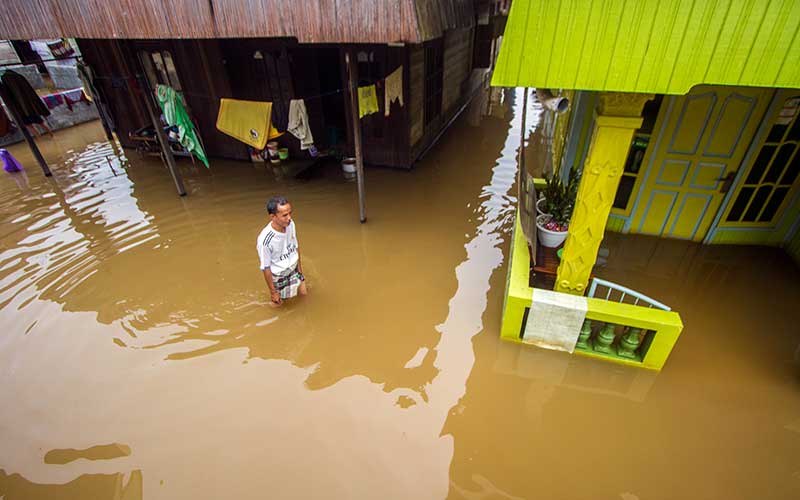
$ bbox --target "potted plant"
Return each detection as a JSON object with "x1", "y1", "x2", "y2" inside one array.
[{"x1": 536, "y1": 168, "x2": 579, "y2": 248}]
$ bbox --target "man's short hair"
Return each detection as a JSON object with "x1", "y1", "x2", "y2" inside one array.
[{"x1": 267, "y1": 195, "x2": 290, "y2": 215}]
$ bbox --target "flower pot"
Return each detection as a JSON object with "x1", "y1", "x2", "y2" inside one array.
[
  {"x1": 536, "y1": 197, "x2": 551, "y2": 216},
  {"x1": 536, "y1": 214, "x2": 568, "y2": 248}
]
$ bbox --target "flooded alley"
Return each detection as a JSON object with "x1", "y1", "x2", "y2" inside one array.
[{"x1": 1, "y1": 88, "x2": 800, "y2": 500}]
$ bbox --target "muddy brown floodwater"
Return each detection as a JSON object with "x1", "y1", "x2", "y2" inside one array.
[{"x1": 1, "y1": 87, "x2": 799, "y2": 500}]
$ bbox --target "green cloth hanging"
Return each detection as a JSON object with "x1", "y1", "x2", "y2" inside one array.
[{"x1": 155, "y1": 85, "x2": 209, "y2": 167}]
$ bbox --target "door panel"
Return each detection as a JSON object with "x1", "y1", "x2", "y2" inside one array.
[
  {"x1": 639, "y1": 191, "x2": 678, "y2": 235},
  {"x1": 669, "y1": 194, "x2": 713, "y2": 239},
  {"x1": 631, "y1": 86, "x2": 773, "y2": 241}
]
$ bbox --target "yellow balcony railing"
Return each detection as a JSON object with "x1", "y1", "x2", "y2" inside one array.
[{"x1": 501, "y1": 211, "x2": 683, "y2": 370}]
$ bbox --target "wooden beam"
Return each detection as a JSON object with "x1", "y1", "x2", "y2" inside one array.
[
  {"x1": 344, "y1": 50, "x2": 367, "y2": 223},
  {"x1": 137, "y1": 75, "x2": 186, "y2": 197},
  {"x1": 0, "y1": 83, "x2": 51, "y2": 177}
]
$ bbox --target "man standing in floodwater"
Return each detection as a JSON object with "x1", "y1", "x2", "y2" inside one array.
[{"x1": 257, "y1": 196, "x2": 307, "y2": 306}]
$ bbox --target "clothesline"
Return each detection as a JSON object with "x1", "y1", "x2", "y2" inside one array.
[
  {"x1": 88, "y1": 73, "x2": 385, "y2": 104},
  {"x1": 0, "y1": 54, "x2": 84, "y2": 70}
]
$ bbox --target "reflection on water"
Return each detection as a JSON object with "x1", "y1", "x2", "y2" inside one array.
[
  {"x1": 0, "y1": 82, "x2": 521, "y2": 498},
  {"x1": 0, "y1": 469, "x2": 142, "y2": 500},
  {"x1": 1, "y1": 82, "x2": 799, "y2": 500},
  {"x1": 44, "y1": 444, "x2": 131, "y2": 465}
]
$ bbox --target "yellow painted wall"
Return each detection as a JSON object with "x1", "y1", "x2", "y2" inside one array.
[
  {"x1": 606, "y1": 216, "x2": 626, "y2": 233},
  {"x1": 493, "y1": 0, "x2": 800, "y2": 94}
]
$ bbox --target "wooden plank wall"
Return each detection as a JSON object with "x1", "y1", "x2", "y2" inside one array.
[
  {"x1": 78, "y1": 39, "x2": 248, "y2": 160},
  {"x1": 168, "y1": 40, "x2": 248, "y2": 160},
  {"x1": 408, "y1": 45, "x2": 425, "y2": 147},
  {"x1": 76, "y1": 39, "x2": 148, "y2": 149},
  {"x1": 442, "y1": 28, "x2": 473, "y2": 115},
  {"x1": 408, "y1": 25, "x2": 479, "y2": 163},
  {"x1": 414, "y1": 0, "x2": 475, "y2": 40}
]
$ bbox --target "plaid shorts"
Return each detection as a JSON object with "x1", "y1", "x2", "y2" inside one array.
[{"x1": 273, "y1": 267, "x2": 305, "y2": 299}]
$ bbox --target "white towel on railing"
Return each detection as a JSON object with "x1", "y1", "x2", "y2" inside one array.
[{"x1": 523, "y1": 289, "x2": 587, "y2": 353}]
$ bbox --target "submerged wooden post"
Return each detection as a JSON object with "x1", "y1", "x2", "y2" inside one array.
[
  {"x1": 0, "y1": 85, "x2": 51, "y2": 177},
  {"x1": 137, "y1": 75, "x2": 186, "y2": 197},
  {"x1": 518, "y1": 88, "x2": 528, "y2": 188},
  {"x1": 344, "y1": 51, "x2": 367, "y2": 223}
]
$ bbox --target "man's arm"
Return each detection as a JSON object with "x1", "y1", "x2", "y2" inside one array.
[
  {"x1": 262, "y1": 268, "x2": 281, "y2": 304},
  {"x1": 296, "y1": 254, "x2": 303, "y2": 274}
]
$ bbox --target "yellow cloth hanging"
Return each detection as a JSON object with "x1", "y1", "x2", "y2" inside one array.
[
  {"x1": 216, "y1": 98, "x2": 282, "y2": 149},
  {"x1": 357, "y1": 85, "x2": 379, "y2": 118}
]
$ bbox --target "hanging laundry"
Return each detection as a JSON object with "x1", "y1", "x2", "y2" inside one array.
[
  {"x1": 216, "y1": 98, "x2": 282, "y2": 150},
  {"x1": 384, "y1": 66, "x2": 403, "y2": 116},
  {"x1": 0, "y1": 70, "x2": 50, "y2": 125},
  {"x1": 358, "y1": 85, "x2": 379, "y2": 118},
  {"x1": 155, "y1": 84, "x2": 209, "y2": 167},
  {"x1": 42, "y1": 94, "x2": 64, "y2": 110},
  {"x1": 77, "y1": 63, "x2": 94, "y2": 102},
  {"x1": 63, "y1": 88, "x2": 89, "y2": 111},
  {"x1": 287, "y1": 99, "x2": 315, "y2": 150},
  {"x1": 1, "y1": 149, "x2": 23, "y2": 173}
]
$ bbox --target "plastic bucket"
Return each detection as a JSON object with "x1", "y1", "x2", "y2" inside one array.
[{"x1": 342, "y1": 158, "x2": 357, "y2": 174}]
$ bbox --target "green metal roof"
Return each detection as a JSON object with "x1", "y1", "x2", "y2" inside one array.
[{"x1": 492, "y1": 0, "x2": 800, "y2": 94}]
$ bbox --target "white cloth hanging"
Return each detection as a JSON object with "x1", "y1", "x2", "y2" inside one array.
[
  {"x1": 287, "y1": 99, "x2": 314, "y2": 150},
  {"x1": 384, "y1": 66, "x2": 403, "y2": 116}
]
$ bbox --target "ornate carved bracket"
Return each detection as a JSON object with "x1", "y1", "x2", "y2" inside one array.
[{"x1": 597, "y1": 92, "x2": 655, "y2": 117}]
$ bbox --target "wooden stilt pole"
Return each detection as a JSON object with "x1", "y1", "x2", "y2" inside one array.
[
  {"x1": 0, "y1": 85, "x2": 51, "y2": 177},
  {"x1": 344, "y1": 51, "x2": 367, "y2": 223},
  {"x1": 137, "y1": 75, "x2": 186, "y2": 197}
]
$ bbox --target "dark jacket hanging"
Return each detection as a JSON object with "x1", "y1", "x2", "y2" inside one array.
[{"x1": 0, "y1": 70, "x2": 50, "y2": 125}]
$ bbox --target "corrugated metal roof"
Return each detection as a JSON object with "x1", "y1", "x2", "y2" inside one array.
[{"x1": 492, "y1": 0, "x2": 800, "y2": 94}]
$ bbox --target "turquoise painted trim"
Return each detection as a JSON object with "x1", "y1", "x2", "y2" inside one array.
[
  {"x1": 626, "y1": 96, "x2": 676, "y2": 233},
  {"x1": 668, "y1": 193, "x2": 713, "y2": 240},
  {"x1": 638, "y1": 190, "x2": 679, "y2": 235},
  {"x1": 701, "y1": 93, "x2": 757, "y2": 158},
  {"x1": 655, "y1": 159, "x2": 691, "y2": 187},
  {"x1": 704, "y1": 90, "x2": 781, "y2": 244},
  {"x1": 667, "y1": 93, "x2": 716, "y2": 155},
  {"x1": 689, "y1": 162, "x2": 725, "y2": 190}
]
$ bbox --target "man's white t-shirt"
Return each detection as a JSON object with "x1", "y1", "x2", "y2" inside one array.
[{"x1": 256, "y1": 221, "x2": 299, "y2": 275}]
